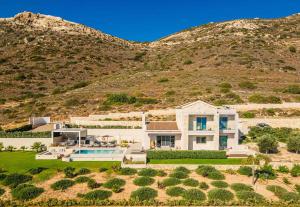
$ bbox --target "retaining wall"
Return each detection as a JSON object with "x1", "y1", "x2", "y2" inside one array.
[
  {"x1": 0, "y1": 138, "x2": 53, "y2": 149},
  {"x1": 87, "y1": 129, "x2": 144, "y2": 143}
]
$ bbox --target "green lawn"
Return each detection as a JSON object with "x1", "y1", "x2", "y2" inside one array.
[
  {"x1": 0, "y1": 151, "x2": 120, "y2": 173},
  {"x1": 148, "y1": 158, "x2": 246, "y2": 165}
]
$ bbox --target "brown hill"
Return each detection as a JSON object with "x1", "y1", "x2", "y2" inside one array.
[{"x1": 0, "y1": 12, "x2": 299, "y2": 126}]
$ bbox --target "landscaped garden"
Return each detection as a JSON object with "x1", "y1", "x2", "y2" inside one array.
[{"x1": 1, "y1": 152, "x2": 300, "y2": 206}]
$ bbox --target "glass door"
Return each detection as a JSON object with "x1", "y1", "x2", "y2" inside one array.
[
  {"x1": 196, "y1": 117, "x2": 207, "y2": 130},
  {"x1": 219, "y1": 136, "x2": 228, "y2": 150}
]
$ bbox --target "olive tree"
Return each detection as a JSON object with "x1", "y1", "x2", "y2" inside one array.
[
  {"x1": 287, "y1": 134, "x2": 300, "y2": 154},
  {"x1": 257, "y1": 134, "x2": 278, "y2": 154}
]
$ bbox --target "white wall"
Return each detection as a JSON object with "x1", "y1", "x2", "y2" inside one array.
[
  {"x1": 0, "y1": 138, "x2": 53, "y2": 149},
  {"x1": 228, "y1": 102, "x2": 300, "y2": 111},
  {"x1": 69, "y1": 118, "x2": 142, "y2": 127},
  {"x1": 188, "y1": 135, "x2": 217, "y2": 150},
  {"x1": 87, "y1": 129, "x2": 144, "y2": 143}
]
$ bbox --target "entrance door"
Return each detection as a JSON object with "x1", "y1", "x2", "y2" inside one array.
[{"x1": 219, "y1": 136, "x2": 228, "y2": 150}]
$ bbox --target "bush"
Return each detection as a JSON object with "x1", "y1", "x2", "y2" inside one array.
[
  {"x1": 280, "y1": 192, "x2": 300, "y2": 202},
  {"x1": 237, "y1": 166, "x2": 253, "y2": 176},
  {"x1": 283, "y1": 85, "x2": 300, "y2": 94},
  {"x1": 249, "y1": 94, "x2": 281, "y2": 104},
  {"x1": 287, "y1": 135, "x2": 300, "y2": 154},
  {"x1": 75, "y1": 176, "x2": 91, "y2": 183},
  {"x1": 77, "y1": 168, "x2": 91, "y2": 175},
  {"x1": 257, "y1": 134, "x2": 278, "y2": 154},
  {"x1": 105, "y1": 93, "x2": 136, "y2": 105},
  {"x1": 199, "y1": 182, "x2": 209, "y2": 190},
  {"x1": 63, "y1": 167, "x2": 76, "y2": 178},
  {"x1": 219, "y1": 82, "x2": 232, "y2": 89},
  {"x1": 289, "y1": 46, "x2": 296, "y2": 53},
  {"x1": 99, "y1": 167, "x2": 108, "y2": 172},
  {"x1": 161, "y1": 177, "x2": 181, "y2": 187},
  {"x1": 295, "y1": 184, "x2": 300, "y2": 194},
  {"x1": 240, "y1": 111, "x2": 255, "y2": 118},
  {"x1": 208, "y1": 189, "x2": 234, "y2": 203},
  {"x1": 0, "y1": 173, "x2": 7, "y2": 181},
  {"x1": 230, "y1": 183, "x2": 253, "y2": 192},
  {"x1": 290, "y1": 164, "x2": 300, "y2": 177},
  {"x1": 277, "y1": 165, "x2": 289, "y2": 173},
  {"x1": 50, "y1": 179, "x2": 75, "y2": 191},
  {"x1": 257, "y1": 165, "x2": 277, "y2": 180},
  {"x1": 130, "y1": 187, "x2": 157, "y2": 201},
  {"x1": 2, "y1": 173, "x2": 32, "y2": 188},
  {"x1": 133, "y1": 176, "x2": 155, "y2": 186},
  {"x1": 81, "y1": 190, "x2": 112, "y2": 200},
  {"x1": 196, "y1": 166, "x2": 225, "y2": 180},
  {"x1": 0, "y1": 188, "x2": 5, "y2": 196},
  {"x1": 103, "y1": 178, "x2": 125, "y2": 189},
  {"x1": 266, "y1": 185, "x2": 288, "y2": 197},
  {"x1": 157, "y1": 170, "x2": 167, "y2": 177},
  {"x1": 174, "y1": 166, "x2": 190, "y2": 174},
  {"x1": 236, "y1": 191, "x2": 265, "y2": 204},
  {"x1": 11, "y1": 184, "x2": 44, "y2": 201},
  {"x1": 28, "y1": 167, "x2": 47, "y2": 175},
  {"x1": 239, "y1": 81, "x2": 257, "y2": 90},
  {"x1": 182, "y1": 188, "x2": 206, "y2": 201},
  {"x1": 169, "y1": 171, "x2": 188, "y2": 179},
  {"x1": 211, "y1": 181, "x2": 228, "y2": 188},
  {"x1": 138, "y1": 168, "x2": 157, "y2": 177},
  {"x1": 120, "y1": 167, "x2": 137, "y2": 175},
  {"x1": 87, "y1": 179, "x2": 100, "y2": 189},
  {"x1": 182, "y1": 178, "x2": 199, "y2": 187},
  {"x1": 147, "y1": 150, "x2": 226, "y2": 159},
  {"x1": 166, "y1": 186, "x2": 186, "y2": 197}
]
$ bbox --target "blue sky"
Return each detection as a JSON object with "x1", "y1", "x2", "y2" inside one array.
[{"x1": 0, "y1": 0, "x2": 299, "y2": 42}]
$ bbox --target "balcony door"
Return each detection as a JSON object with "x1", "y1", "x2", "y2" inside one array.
[
  {"x1": 219, "y1": 136, "x2": 228, "y2": 150},
  {"x1": 220, "y1": 117, "x2": 228, "y2": 130},
  {"x1": 156, "y1": 135, "x2": 175, "y2": 148},
  {"x1": 196, "y1": 117, "x2": 207, "y2": 130}
]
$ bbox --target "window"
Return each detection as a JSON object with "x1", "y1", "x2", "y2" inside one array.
[
  {"x1": 220, "y1": 117, "x2": 228, "y2": 130},
  {"x1": 196, "y1": 117, "x2": 207, "y2": 130},
  {"x1": 196, "y1": 137, "x2": 207, "y2": 144},
  {"x1": 157, "y1": 136, "x2": 175, "y2": 147}
]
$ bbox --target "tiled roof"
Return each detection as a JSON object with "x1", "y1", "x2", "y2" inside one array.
[{"x1": 146, "y1": 121, "x2": 178, "y2": 131}]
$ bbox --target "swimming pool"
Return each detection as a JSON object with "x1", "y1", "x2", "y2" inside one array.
[{"x1": 74, "y1": 149, "x2": 123, "y2": 155}]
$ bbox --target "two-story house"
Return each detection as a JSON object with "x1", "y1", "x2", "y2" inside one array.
[{"x1": 142, "y1": 100, "x2": 239, "y2": 151}]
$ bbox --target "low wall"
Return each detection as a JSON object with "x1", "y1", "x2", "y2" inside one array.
[
  {"x1": 87, "y1": 129, "x2": 144, "y2": 143},
  {"x1": 229, "y1": 102, "x2": 300, "y2": 111},
  {"x1": 70, "y1": 117, "x2": 141, "y2": 127},
  {"x1": 122, "y1": 164, "x2": 253, "y2": 170},
  {"x1": 0, "y1": 138, "x2": 52, "y2": 149}
]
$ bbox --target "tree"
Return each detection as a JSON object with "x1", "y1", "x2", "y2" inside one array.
[
  {"x1": 20, "y1": 146, "x2": 27, "y2": 151},
  {"x1": 257, "y1": 134, "x2": 278, "y2": 154},
  {"x1": 0, "y1": 142, "x2": 4, "y2": 152},
  {"x1": 5, "y1": 145, "x2": 15, "y2": 152},
  {"x1": 287, "y1": 134, "x2": 300, "y2": 154},
  {"x1": 31, "y1": 142, "x2": 46, "y2": 152}
]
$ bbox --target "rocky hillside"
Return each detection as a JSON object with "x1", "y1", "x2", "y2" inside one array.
[{"x1": 0, "y1": 12, "x2": 299, "y2": 127}]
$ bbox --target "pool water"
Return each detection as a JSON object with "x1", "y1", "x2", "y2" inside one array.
[{"x1": 75, "y1": 149, "x2": 123, "y2": 154}]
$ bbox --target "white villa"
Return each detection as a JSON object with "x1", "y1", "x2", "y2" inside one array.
[{"x1": 142, "y1": 100, "x2": 239, "y2": 151}]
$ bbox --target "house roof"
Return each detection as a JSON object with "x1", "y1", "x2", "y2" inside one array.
[
  {"x1": 146, "y1": 121, "x2": 179, "y2": 131},
  {"x1": 52, "y1": 128, "x2": 87, "y2": 133}
]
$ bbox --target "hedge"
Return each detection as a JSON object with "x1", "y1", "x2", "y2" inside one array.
[
  {"x1": 11, "y1": 184, "x2": 44, "y2": 201},
  {"x1": 182, "y1": 189, "x2": 206, "y2": 201},
  {"x1": 0, "y1": 131, "x2": 51, "y2": 138},
  {"x1": 147, "y1": 150, "x2": 226, "y2": 159},
  {"x1": 130, "y1": 187, "x2": 157, "y2": 201}
]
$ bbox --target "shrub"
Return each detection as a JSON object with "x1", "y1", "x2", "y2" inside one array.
[
  {"x1": 138, "y1": 168, "x2": 157, "y2": 177},
  {"x1": 120, "y1": 167, "x2": 137, "y2": 175},
  {"x1": 63, "y1": 167, "x2": 76, "y2": 178},
  {"x1": 277, "y1": 165, "x2": 289, "y2": 173},
  {"x1": 169, "y1": 171, "x2": 188, "y2": 179},
  {"x1": 283, "y1": 177, "x2": 291, "y2": 185},
  {"x1": 158, "y1": 78, "x2": 169, "y2": 83},
  {"x1": 11, "y1": 184, "x2": 44, "y2": 201},
  {"x1": 290, "y1": 164, "x2": 300, "y2": 177},
  {"x1": 87, "y1": 179, "x2": 100, "y2": 189},
  {"x1": 133, "y1": 176, "x2": 155, "y2": 186},
  {"x1": 81, "y1": 190, "x2": 112, "y2": 200},
  {"x1": 238, "y1": 167, "x2": 252, "y2": 177},
  {"x1": 0, "y1": 188, "x2": 5, "y2": 196},
  {"x1": 266, "y1": 185, "x2": 288, "y2": 197},
  {"x1": 103, "y1": 178, "x2": 125, "y2": 189},
  {"x1": 77, "y1": 168, "x2": 91, "y2": 175},
  {"x1": 161, "y1": 177, "x2": 181, "y2": 187},
  {"x1": 240, "y1": 111, "x2": 255, "y2": 118},
  {"x1": 182, "y1": 188, "x2": 206, "y2": 201},
  {"x1": 174, "y1": 166, "x2": 190, "y2": 174},
  {"x1": 257, "y1": 134, "x2": 278, "y2": 154},
  {"x1": 230, "y1": 183, "x2": 253, "y2": 192},
  {"x1": 239, "y1": 81, "x2": 257, "y2": 90},
  {"x1": 283, "y1": 85, "x2": 300, "y2": 94},
  {"x1": 28, "y1": 167, "x2": 47, "y2": 175},
  {"x1": 208, "y1": 189, "x2": 234, "y2": 203},
  {"x1": 199, "y1": 182, "x2": 209, "y2": 190},
  {"x1": 219, "y1": 82, "x2": 232, "y2": 89},
  {"x1": 183, "y1": 60, "x2": 193, "y2": 65},
  {"x1": 257, "y1": 165, "x2": 277, "y2": 180},
  {"x1": 2, "y1": 173, "x2": 32, "y2": 188},
  {"x1": 236, "y1": 191, "x2": 265, "y2": 204},
  {"x1": 287, "y1": 135, "x2": 300, "y2": 154},
  {"x1": 249, "y1": 94, "x2": 281, "y2": 104},
  {"x1": 147, "y1": 150, "x2": 226, "y2": 159},
  {"x1": 75, "y1": 176, "x2": 91, "y2": 183},
  {"x1": 289, "y1": 46, "x2": 296, "y2": 53},
  {"x1": 157, "y1": 170, "x2": 167, "y2": 177},
  {"x1": 182, "y1": 178, "x2": 199, "y2": 187},
  {"x1": 50, "y1": 179, "x2": 75, "y2": 191},
  {"x1": 280, "y1": 192, "x2": 300, "y2": 202},
  {"x1": 130, "y1": 187, "x2": 157, "y2": 201},
  {"x1": 0, "y1": 173, "x2": 7, "y2": 181},
  {"x1": 211, "y1": 181, "x2": 228, "y2": 188},
  {"x1": 196, "y1": 166, "x2": 225, "y2": 180},
  {"x1": 295, "y1": 184, "x2": 300, "y2": 194},
  {"x1": 166, "y1": 186, "x2": 186, "y2": 197},
  {"x1": 99, "y1": 167, "x2": 108, "y2": 172}
]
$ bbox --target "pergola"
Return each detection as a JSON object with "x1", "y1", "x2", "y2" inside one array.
[{"x1": 52, "y1": 128, "x2": 87, "y2": 147}]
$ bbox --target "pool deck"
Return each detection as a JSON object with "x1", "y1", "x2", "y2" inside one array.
[{"x1": 69, "y1": 147, "x2": 127, "y2": 161}]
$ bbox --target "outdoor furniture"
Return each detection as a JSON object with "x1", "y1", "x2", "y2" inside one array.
[
  {"x1": 101, "y1": 142, "x2": 108, "y2": 147},
  {"x1": 67, "y1": 139, "x2": 76, "y2": 146}
]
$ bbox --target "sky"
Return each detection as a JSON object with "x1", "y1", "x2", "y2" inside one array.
[{"x1": 0, "y1": 0, "x2": 299, "y2": 42}]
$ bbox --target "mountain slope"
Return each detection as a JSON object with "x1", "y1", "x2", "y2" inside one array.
[{"x1": 0, "y1": 12, "x2": 299, "y2": 126}]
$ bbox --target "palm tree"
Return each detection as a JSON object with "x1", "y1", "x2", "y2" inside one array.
[{"x1": 31, "y1": 142, "x2": 42, "y2": 152}]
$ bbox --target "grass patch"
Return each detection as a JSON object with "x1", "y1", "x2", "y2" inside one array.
[{"x1": 148, "y1": 158, "x2": 245, "y2": 165}]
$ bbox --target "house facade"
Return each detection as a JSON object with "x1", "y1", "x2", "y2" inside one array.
[{"x1": 142, "y1": 100, "x2": 239, "y2": 151}]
